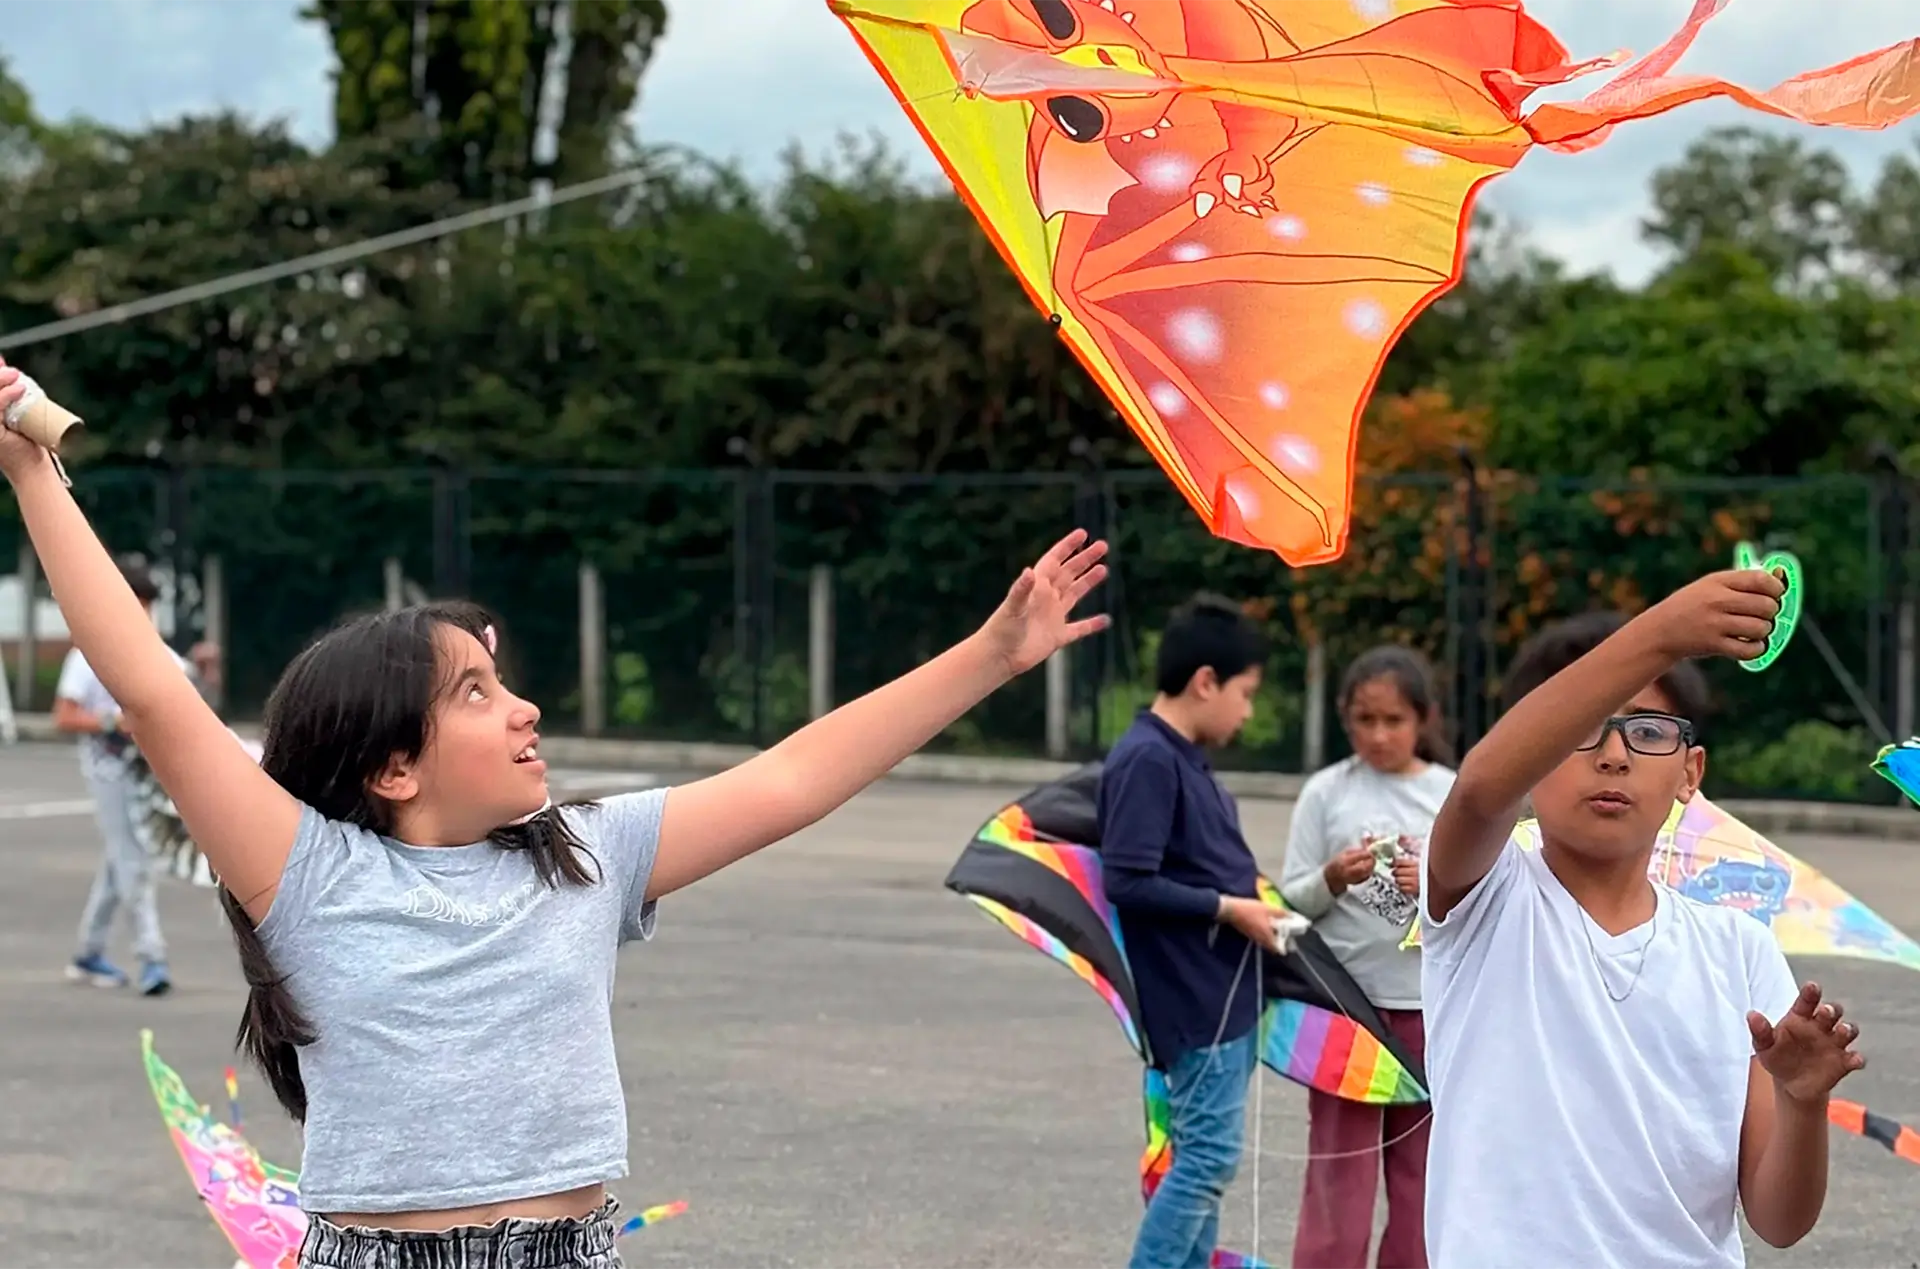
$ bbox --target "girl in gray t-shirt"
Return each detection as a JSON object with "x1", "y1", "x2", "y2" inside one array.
[{"x1": 0, "y1": 355, "x2": 1112, "y2": 1269}]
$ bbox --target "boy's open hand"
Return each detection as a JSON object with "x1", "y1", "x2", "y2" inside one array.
[
  {"x1": 980, "y1": 529, "x2": 1111, "y2": 677},
  {"x1": 1750, "y1": 981, "x2": 1864, "y2": 1104},
  {"x1": 1646, "y1": 569, "x2": 1785, "y2": 664}
]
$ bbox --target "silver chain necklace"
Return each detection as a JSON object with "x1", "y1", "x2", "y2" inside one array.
[{"x1": 1578, "y1": 891, "x2": 1660, "y2": 1003}]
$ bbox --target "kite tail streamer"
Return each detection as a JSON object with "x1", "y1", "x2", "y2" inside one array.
[
  {"x1": 1831, "y1": 1098, "x2": 1920, "y2": 1165},
  {"x1": 1140, "y1": 1068, "x2": 1174, "y2": 1204},
  {"x1": 618, "y1": 1202, "x2": 690, "y2": 1236},
  {"x1": 1524, "y1": 0, "x2": 1919, "y2": 154}
]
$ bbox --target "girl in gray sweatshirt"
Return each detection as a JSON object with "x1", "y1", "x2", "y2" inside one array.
[{"x1": 1280, "y1": 646, "x2": 1455, "y2": 1269}]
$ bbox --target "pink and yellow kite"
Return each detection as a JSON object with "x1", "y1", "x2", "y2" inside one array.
[{"x1": 141, "y1": 1032, "x2": 688, "y2": 1269}]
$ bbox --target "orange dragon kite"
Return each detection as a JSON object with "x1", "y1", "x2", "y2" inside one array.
[{"x1": 826, "y1": 0, "x2": 1918, "y2": 566}]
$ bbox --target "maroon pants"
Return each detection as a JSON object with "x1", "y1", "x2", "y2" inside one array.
[{"x1": 1290, "y1": 1008, "x2": 1431, "y2": 1269}]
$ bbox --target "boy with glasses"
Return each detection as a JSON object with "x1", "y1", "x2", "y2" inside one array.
[{"x1": 1419, "y1": 573, "x2": 1865, "y2": 1268}]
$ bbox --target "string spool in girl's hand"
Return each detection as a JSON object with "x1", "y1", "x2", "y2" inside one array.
[{"x1": 1, "y1": 373, "x2": 83, "y2": 450}]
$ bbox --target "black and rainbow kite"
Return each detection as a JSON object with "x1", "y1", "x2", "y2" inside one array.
[{"x1": 946, "y1": 761, "x2": 1424, "y2": 1268}]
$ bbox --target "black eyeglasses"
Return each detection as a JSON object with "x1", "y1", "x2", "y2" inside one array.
[{"x1": 1577, "y1": 712, "x2": 1696, "y2": 757}]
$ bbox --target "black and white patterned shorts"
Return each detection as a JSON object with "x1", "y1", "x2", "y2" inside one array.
[{"x1": 298, "y1": 1198, "x2": 625, "y2": 1269}]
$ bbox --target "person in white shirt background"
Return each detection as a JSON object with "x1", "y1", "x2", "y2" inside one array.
[
  {"x1": 1281, "y1": 645, "x2": 1456, "y2": 1269},
  {"x1": 57, "y1": 555, "x2": 219, "y2": 996},
  {"x1": 1420, "y1": 574, "x2": 1863, "y2": 1269}
]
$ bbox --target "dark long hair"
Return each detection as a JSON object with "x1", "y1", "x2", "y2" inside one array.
[
  {"x1": 1338, "y1": 645, "x2": 1454, "y2": 766},
  {"x1": 221, "y1": 601, "x2": 600, "y2": 1121}
]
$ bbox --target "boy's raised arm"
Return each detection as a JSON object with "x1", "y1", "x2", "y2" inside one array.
[
  {"x1": 1425, "y1": 571, "x2": 1782, "y2": 921},
  {"x1": 0, "y1": 366, "x2": 302, "y2": 923}
]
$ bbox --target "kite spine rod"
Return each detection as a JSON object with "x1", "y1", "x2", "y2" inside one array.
[{"x1": 0, "y1": 167, "x2": 650, "y2": 353}]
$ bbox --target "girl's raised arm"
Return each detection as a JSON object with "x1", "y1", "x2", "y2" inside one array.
[
  {"x1": 648, "y1": 530, "x2": 1109, "y2": 899},
  {"x1": 0, "y1": 363, "x2": 300, "y2": 922}
]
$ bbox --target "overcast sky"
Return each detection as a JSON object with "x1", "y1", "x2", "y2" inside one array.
[{"x1": 4, "y1": 0, "x2": 1915, "y2": 283}]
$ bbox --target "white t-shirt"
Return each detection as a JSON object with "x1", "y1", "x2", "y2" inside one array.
[
  {"x1": 56, "y1": 646, "x2": 189, "y2": 776},
  {"x1": 1279, "y1": 756, "x2": 1455, "y2": 1008},
  {"x1": 1420, "y1": 835, "x2": 1800, "y2": 1269}
]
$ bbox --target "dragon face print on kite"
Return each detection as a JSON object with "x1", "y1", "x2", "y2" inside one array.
[{"x1": 827, "y1": 0, "x2": 1920, "y2": 565}]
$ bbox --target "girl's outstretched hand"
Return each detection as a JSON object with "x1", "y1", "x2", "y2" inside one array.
[
  {"x1": 980, "y1": 529, "x2": 1111, "y2": 676},
  {"x1": 650, "y1": 526, "x2": 1112, "y2": 900}
]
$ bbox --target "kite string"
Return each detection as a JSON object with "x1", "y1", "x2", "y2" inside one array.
[
  {"x1": 1250, "y1": 946, "x2": 1264, "y2": 1266},
  {"x1": 1254, "y1": 1109, "x2": 1434, "y2": 1164},
  {"x1": 1147, "y1": 905, "x2": 1436, "y2": 1259},
  {"x1": 1150, "y1": 937, "x2": 1258, "y2": 1174}
]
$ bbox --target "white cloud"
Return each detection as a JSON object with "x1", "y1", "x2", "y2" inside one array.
[{"x1": 2, "y1": 0, "x2": 1914, "y2": 283}]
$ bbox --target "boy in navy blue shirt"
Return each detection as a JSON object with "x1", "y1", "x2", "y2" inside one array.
[{"x1": 1101, "y1": 594, "x2": 1278, "y2": 1269}]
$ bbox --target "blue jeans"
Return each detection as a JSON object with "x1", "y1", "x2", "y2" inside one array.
[{"x1": 1129, "y1": 1030, "x2": 1258, "y2": 1269}]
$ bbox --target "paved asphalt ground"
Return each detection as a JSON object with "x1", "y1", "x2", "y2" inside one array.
[{"x1": 3, "y1": 742, "x2": 1920, "y2": 1268}]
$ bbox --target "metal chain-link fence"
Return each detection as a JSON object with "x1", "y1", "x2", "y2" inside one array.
[{"x1": 0, "y1": 464, "x2": 1908, "y2": 803}]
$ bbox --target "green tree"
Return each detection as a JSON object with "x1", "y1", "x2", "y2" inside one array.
[
  {"x1": 1486, "y1": 250, "x2": 1920, "y2": 478},
  {"x1": 0, "y1": 56, "x2": 36, "y2": 173},
  {"x1": 0, "y1": 115, "x2": 455, "y2": 465},
  {"x1": 305, "y1": 0, "x2": 668, "y2": 199},
  {"x1": 1855, "y1": 144, "x2": 1920, "y2": 291},
  {"x1": 1643, "y1": 127, "x2": 1856, "y2": 286},
  {"x1": 763, "y1": 139, "x2": 1109, "y2": 474},
  {"x1": 1384, "y1": 207, "x2": 1606, "y2": 405}
]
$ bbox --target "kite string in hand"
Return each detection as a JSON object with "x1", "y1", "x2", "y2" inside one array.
[{"x1": 1152, "y1": 918, "x2": 1432, "y2": 1258}]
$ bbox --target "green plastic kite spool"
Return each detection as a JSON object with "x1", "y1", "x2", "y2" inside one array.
[{"x1": 1732, "y1": 541, "x2": 1802, "y2": 673}]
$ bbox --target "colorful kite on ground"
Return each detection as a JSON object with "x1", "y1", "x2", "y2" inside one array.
[
  {"x1": 826, "y1": 0, "x2": 1920, "y2": 564},
  {"x1": 946, "y1": 763, "x2": 1424, "y2": 1267},
  {"x1": 142, "y1": 1030, "x2": 307, "y2": 1269},
  {"x1": 141, "y1": 1032, "x2": 687, "y2": 1269}
]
